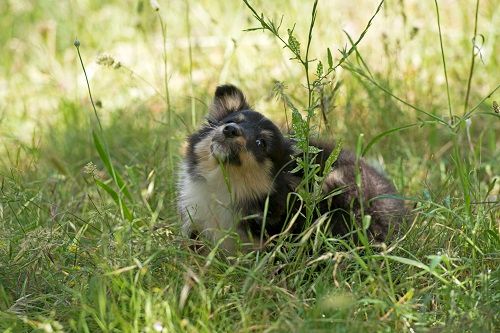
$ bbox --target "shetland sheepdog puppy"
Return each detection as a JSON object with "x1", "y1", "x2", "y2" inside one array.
[{"x1": 178, "y1": 85, "x2": 405, "y2": 253}]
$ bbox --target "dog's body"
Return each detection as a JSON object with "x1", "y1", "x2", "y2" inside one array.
[{"x1": 178, "y1": 85, "x2": 405, "y2": 253}]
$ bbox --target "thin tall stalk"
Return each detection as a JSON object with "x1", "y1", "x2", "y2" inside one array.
[
  {"x1": 157, "y1": 12, "x2": 172, "y2": 127},
  {"x1": 463, "y1": 0, "x2": 480, "y2": 115},
  {"x1": 185, "y1": 0, "x2": 196, "y2": 128},
  {"x1": 74, "y1": 39, "x2": 133, "y2": 221},
  {"x1": 154, "y1": 4, "x2": 175, "y2": 198},
  {"x1": 434, "y1": 0, "x2": 453, "y2": 123}
]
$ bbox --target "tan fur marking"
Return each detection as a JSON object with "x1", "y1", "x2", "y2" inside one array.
[
  {"x1": 194, "y1": 134, "x2": 218, "y2": 172},
  {"x1": 220, "y1": 92, "x2": 246, "y2": 112},
  {"x1": 235, "y1": 113, "x2": 246, "y2": 122},
  {"x1": 234, "y1": 136, "x2": 246, "y2": 146},
  {"x1": 259, "y1": 130, "x2": 274, "y2": 140},
  {"x1": 227, "y1": 152, "x2": 273, "y2": 202},
  {"x1": 209, "y1": 92, "x2": 247, "y2": 119},
  {"x1": 193, "y1": 130, "x2": 268, "y2": 202}
]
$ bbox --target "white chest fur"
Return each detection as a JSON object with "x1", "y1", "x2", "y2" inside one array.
[{"x1": 177, "y1": 164, "x2": 244, "y2": 251}]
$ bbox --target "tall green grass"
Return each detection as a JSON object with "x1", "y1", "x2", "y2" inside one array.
[{"x1": 0, "y1": 0, "x2": 498, "y2": 332}]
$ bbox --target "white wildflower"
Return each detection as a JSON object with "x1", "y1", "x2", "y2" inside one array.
[
  {"x1": 465, "y1": 117, "x2": 472, "y2": 129},
  {"x1": 153, "y1": 322, "x2": 164, "y2": 332},
  {"x1": 150, "y1": 0, "x2": 160, "y2": 11}
]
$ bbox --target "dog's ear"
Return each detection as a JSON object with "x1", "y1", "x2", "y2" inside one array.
[{"x1": 208, "y1": 85, "x2": 249, "y2": 122}]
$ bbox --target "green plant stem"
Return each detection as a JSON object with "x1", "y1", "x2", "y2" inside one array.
[
  {"x1": 74, "y1": 40, "x2": 132, "y2": 221},
  {"x1": 303, "y1": 0, "x2": 319, "y2": 204},
  {"x1": 463, "y1": 0, "x2": 480, "y2": 115},
  {"x1": 464, "y1": 83, "x2": 500, "y2": 118},
  {"x1": 157, "y1": 12, "x2": 172, "y2": 127},
  {"x1": 242, "y1": 0, "x2": 301, "y2": 63},
  {"x1": 185, "y1": 0, "x2": 196, "y2": 128},
  {"x1": 304, "y1": 0, "x2": 318, "y2": 110},
  {"x1": 155, "y1": 9, "x2": 175, "y2": 184},
  {"x1": 434, "y1": 0, "x2": 453, "y2": 123},
  {"x1": 345, "y1": 63, "x2": 448, "y2": 125},
  {"x1": 75, "y1": 42, "x2": 103, "y2": 133},
  {"x1": 332, "y1": 0, "x2": 384, "y2": 73}
]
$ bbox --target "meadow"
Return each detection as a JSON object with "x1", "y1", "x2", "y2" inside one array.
[{"x1": 0, "y1": 0, "x2": 498, "y2": 332}]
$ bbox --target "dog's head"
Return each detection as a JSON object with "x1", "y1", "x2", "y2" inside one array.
[{"x1": 185, "y1": 85, "x2": 293, "y2": 200}]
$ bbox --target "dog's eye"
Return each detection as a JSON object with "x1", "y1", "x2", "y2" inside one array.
[{"x1": 256, "y1": 139, "x2": 266, "y2": 149}]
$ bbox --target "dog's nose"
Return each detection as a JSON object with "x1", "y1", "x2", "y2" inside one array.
[{"x1": 223, "y1": 123, "x2": 242, "y2": 138}]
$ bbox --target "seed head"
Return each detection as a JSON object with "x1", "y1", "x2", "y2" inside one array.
[
  {"x1": 96, "y1": 54, "x2": 116, "y2": 67},
  {"x1": 83, "y1": 161, "x2": 97, "y2": 176}
]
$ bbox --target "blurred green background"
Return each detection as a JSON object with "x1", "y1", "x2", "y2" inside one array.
[
  {"x1": 1, "y1": 0, "x2": 498, "y2": 192},
  {"x1": 1, "y1": 0, "x2": 497, "y2": 146}
]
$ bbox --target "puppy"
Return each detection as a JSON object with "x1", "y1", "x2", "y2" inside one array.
[{"x1": 178, "y1": 85, "x2": 405, "y2": 253}]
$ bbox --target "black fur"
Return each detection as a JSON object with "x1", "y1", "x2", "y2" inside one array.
[{"x1": 180, "y1": 84, "x2": 405, "y2": 250}]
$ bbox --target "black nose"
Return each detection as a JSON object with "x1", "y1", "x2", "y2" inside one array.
[{"x1": 223, "y1": 123, "x2": 241, "y2": 138}]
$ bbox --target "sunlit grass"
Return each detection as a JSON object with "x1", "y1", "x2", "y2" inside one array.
[{"x1": 0, "y1": 0, "x2": 498, "y2": 332}]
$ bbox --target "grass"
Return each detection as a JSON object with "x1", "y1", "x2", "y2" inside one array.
[{"x1": 0, "y1": 0, "x2": 499, "y2": 332}]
